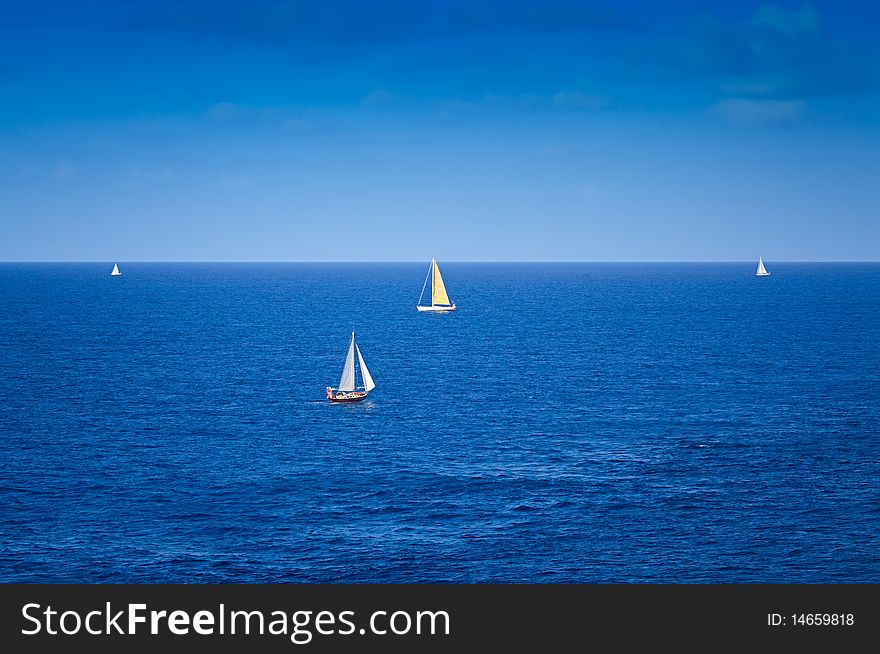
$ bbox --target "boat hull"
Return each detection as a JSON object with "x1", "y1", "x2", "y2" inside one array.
[
  {"x1": 327, "y1": 389, "x2": 369, "y2": 403},
  {"x1": 416, "y1": 304, "x2": 456, "y2": 312}
]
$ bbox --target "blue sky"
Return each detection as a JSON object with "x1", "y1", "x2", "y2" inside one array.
[{"x1": 1, "y1": 1, "x2": 878, "y2": 261}]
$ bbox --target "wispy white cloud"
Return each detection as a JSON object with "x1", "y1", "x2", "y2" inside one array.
[
  {"x1": 52, "y1": 162, "x2": 75, "y2": 179},
  {"x1": 579, "y1": 183, "x2": 604, "y2": 200},
  {"x1": 360, "y1": 90, "x2": 399, "y2": 109},
  {"x1": 121, "y1": 0, "x2": 640, "y2": 45},
  {"x1": 205, "y1": 102, "x2": 291, "y2": 123},
  {"x1": 711, "y1": 98, "x2": 805, "y2": 127},
  {"x1": 206, "y1": 101, "x2": 246, "y2": 121},
  {"x1": 647, "y1": 2, "x2": 879, "y2": 104},
  {"x1": 217, "y1": 173, "x2": 252, "y2": 189},
  {"x1": 356, "y1": 89, "x2": 611, "y2": 113},
  {"x1": 551, "y1": 91, "x2": 611, "y2": 111},
  {"x1": 123, "y1": 166, "x2": 177, "y2": 189},
  {"x1": 752, "y1": 3, "x2": 820, "y2": 36},
  {"x1": 719, "y1": 79, "x2": 785, "y2": 96}
]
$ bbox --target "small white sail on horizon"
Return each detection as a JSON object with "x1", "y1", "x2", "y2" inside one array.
[
  {"x1": 417, "y1": 258, "x2": 457, "y2": 312},
  {"x1": 756, "y1": 257, "x2": 770, "y2": 276},
  {"x1": 110, "y1": 263, "x2": 122, "y2": 276},
  {"x1": 327, "y1": 331, "x2": 375, "y2": 401}
]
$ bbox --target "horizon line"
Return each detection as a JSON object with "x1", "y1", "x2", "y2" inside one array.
[
  {"x1": 2, "y1": 260, "x2": 880, "y2": 265},
  {"x1": 0, "y1": 259, "x2": 880, "y2": 266}
]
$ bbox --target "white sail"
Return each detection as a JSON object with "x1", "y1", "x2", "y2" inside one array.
[
  {"x1": 111, "y1": 263, "x2": 121, "y2": 276},
  {"x1": 356, "y1": 344, "x2": 375, "y2": 391},
  {"x1": 756, "y1": 257, "x2": 769, "y2": 276},
  {"x1": 337, "y1": 333, "x2": 356, "y2": 391}
]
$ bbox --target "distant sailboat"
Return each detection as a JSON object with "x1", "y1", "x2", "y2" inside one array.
[
  {"x1": 326, "y1": 332, "x2": 375, "y2": 402},
  {"x1": 110, "y1": 263, "x2": 122, "y2": 276},
  {"x1": 417, "y1": 258, "x2": 456, "y2": 312},
  {"x1": 756, "y1": 257, "x2": 770, "y2": 276}
]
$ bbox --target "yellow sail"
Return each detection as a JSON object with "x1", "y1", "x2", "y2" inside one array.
[{"x1": 432, "y1": 259, "x2": 451, "y2": 306}]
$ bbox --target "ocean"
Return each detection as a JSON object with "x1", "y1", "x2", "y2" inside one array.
[{"x1": 1, "y1": 262, "x2": 878, "y2": 582}]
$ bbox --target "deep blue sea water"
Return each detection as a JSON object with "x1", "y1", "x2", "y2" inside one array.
[{"x1": 1, "y1": 263, "x2": 878, "y2": 583}]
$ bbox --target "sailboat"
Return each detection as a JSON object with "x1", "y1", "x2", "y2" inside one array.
[
  {"x1": 416, "y1": 258, "x2": 456, "y2": 312},
  {"x1": 756, "y1": 257, "x2": 770, "y2": 276},
  {"x1": 326, "y1": 331, "x2": 376, "y2": 402},
  {"x1": 110, "y1": 263, "x2": 122, "y2": 276}
]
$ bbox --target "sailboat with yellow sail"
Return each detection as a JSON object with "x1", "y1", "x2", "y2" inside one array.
[{"x1": 417, "y1": 258, "x2": 456, "y2": 312}]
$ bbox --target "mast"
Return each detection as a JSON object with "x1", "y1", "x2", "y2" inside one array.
[
  {"x1": 418, "y1": 261, "x2": 432, "y2": 307},
  {"x1": 431, "y1": 258, "x2": 436, "y2": 307}
]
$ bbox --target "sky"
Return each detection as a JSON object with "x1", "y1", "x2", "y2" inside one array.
[{"x1": 1, "y1": 0, "x2": 878, "y2": 261}]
